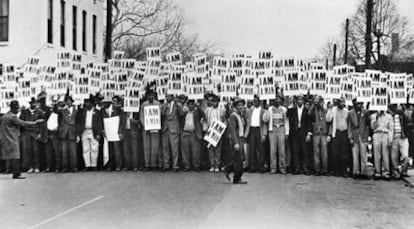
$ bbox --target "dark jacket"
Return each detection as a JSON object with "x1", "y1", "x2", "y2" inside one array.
[
  {"x1": 161, "y1": 101, "x2": 183, "y2": 134},
  {"x1": 20, "y1": 108, "x2": 43, "y2": 138},
  {"x1": 228, "y1": 111, "x2": 245, "y2": 161},
  {"x1": 309, "y1": 107, "x2": 329, "y2": 136},
  {"x1": 288, "y1": 106, "x2": 312, "y2": 135},
  {"x1": 348, "y1": 109, "x2": 370, "y2": 143},
  {"x1": 129, "y1": 112, "x2": 141, "y2": 138},
  {"x1": 180, "y1": 107, "x2": 206, "y2": 140},
  {"x1": 58, "y1": 106, "x2": 79, "y2": 140},
  {"x1": 77, "y1": 108, "x2": 103, "y2": 139}
]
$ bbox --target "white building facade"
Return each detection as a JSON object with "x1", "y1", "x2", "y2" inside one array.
[{"x1": 0, "y1": 0, "x2": 104, "y2": 67}]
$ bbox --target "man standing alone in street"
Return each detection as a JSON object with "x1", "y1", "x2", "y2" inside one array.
[{"x1": 224, "y1": 97, "x2": 247, "y2": 184}]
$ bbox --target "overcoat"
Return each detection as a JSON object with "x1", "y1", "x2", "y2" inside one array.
[{"x1": 0, "y1": 112, "x2": 32, "y2": 160}]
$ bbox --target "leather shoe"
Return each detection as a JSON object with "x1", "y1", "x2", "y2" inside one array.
[
  {"x1": 223, "y1": 169, "x2": 231, "y2": 181},
  {"x1": 233, "y1": 179, "x2": 248, "y2": 184},
  {"x1": 13, "y1": 175, "x2": 26, "y2": 179}
]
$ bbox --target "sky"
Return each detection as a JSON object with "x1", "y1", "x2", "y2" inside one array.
[{"x1": 174, "y1": 0, "x2": 414, "y2": 58}]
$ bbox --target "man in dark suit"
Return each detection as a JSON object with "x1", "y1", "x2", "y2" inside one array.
[
  {"x1": 58, "y1": 96, "x2": 79, "y2": 172},
  {"x1": 77, "y1": 97, "x2": 103, "y2": 171},
  {"x1": 288, "y1": 95, "x2": 312, "y2": 175},
  {"x1": 348, "y1": 98, "x2": 370, "y2": 178},
  {"x1": 123, "y1": 112, "x2": 142, "y2": 171},
  {"x1": 20, "y1": 97, "x2": 43, "y2": 173},
  {"x1": 161, "y1": 94, "x2": 183, "y2": 172},
  {"x1": 101, "y1": 96, "x2": 125, "y2": 171},
  {"x1": 180, "y1": 100, "x2": 205, "y2": 172}
]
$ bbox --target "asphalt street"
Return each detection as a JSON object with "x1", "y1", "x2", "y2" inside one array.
[{"x1": 1, "y1": 171, "x2": 413, "y2": 229}]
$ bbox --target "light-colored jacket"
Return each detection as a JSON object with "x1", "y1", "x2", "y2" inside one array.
[
  {"x1": 267, "y1": 105, "x2": 289, "y2": 135},
  {"x1": 244, "y1": 107, "x2": 269, "y2": 138}
]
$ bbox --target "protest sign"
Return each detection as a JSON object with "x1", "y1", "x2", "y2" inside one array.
[
  {"x1": 146, "y1": 47, "x2": 161, "y2": 59},
  {"x1": 310, "y1": 70, "x2": 326, "y2": 95},
  {"x1": 156, "y1": 74, "x2": 168, "y2": 100},
  {"x1": 144, "y1": 105, "x2": 161, "y2": 131},
  {"x1": 113, "y1": 51, "x2": 125, "y2": 60},
  {"x1": 87, "y1": 68, "x2": 102, "y2": 94},
  {"x1": 73, "y1": 70, "x2": 89, "y2": 101},
  {"x1": 325, "y1": 72, "x2": 341, "y2": 100},
  {"x1": 186, "y1": 72, "x2": 204, "y2": 100},
  {"x1": 57, "y1": 51, "x2": 71, "y2": 68},
  {"x1": 340, "y1": 75, "x2": 354, "y2": 106},
  {"x1": 168, "y1": 71, "x2": 183, "y2": 95},
  {"x1": 124, "y1": 89, "x2": 141, "y2": 112},
  {"x1": 220, "y1": 73, "x2": 237, "y2": 97},
  {"x1": 166, "y1": 52, "x2": 182, "y2": 65},
  {"x1": 240, "y1": 74, "x2": 255, "y2": 100},
  {"x1": 204, "y1": 120, "x2": 227, "y2": 147},
  {"x1": 0, "y1": 88, "x2": 16, "y2": 113},
  {"x1": 352, "y1": 73, "x2": 371, "y2": 103},
  {"x1": 370, "y1": 81, "x2": 388, "y2": 111},
  {"x1": 259, "y1": 74, "x2": 276, "y2": 100},
  {"x1": 104, "y1": 116, "x2": 120, "y2": 142},
  {"x1": 388, "y1": 73, "x2": 407, "y2": 104},
  {"x1": 283, "y1": 70, "x2": 300, "y2": 96}
]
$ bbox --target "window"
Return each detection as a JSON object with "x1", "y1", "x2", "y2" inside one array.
[
  {"x1": 0, "y1": 0, "x2": 9, "y2": 42},
  {"x1": 60, "y1": 0, "x2": 65, "y2": 47},
  {"x1": 72, "y1": 5, "x2": 77, "y2": 50},
  {"x1": 92, "y1": 15, "x2": 96, "y2": 54},
  {"x1": 82, "y1": 10, "x2": 86, "y2": 52},
  {"x1": 47, "y1": 0, "x2": 53, "y2": 43}
]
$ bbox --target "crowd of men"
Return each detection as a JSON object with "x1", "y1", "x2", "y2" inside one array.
[{"x1": 0, "y1": 89, "x2": 413, "y2": 184}]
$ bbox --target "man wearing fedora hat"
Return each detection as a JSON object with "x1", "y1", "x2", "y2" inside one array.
[
  {"x1": 58, "y1": 95, "x2": 80, "y2": 172},
  {"x1": 0, "y1": 101, "x2": 44, "y2": 179},
  {"x1": 223, "y1": 97, "x2": 247, "y2": 184},
  {"x1": 20, "y1": 97, "x2": 43, "y2": 173}
]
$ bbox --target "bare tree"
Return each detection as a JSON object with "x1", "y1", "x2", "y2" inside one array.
[
  {"x1": 320, "y1": 0, "x2": 414, "y2": 66},
  {"x1": 107, "y1": 0, "x2": 218, "y2": 60},
  {"x1": 349, "y1": 0, "x2": 414, "y2": 62}
]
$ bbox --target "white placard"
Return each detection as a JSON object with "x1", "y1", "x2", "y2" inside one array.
[
  {"x1": 204, "y1": 120, "x2": 227, "y2": 147},
  {"x1": 104, "y1": 116, "x2": 120, "y2": 142},
  {"x1": 388, "y1": 73, "x2": 407, "y2": 104},
  {"x1": 144, "y1": 105, "x2": 161, "y2": 131}
]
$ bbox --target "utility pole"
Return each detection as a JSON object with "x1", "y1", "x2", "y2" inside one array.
[
  {"x1": 344, "y1": 18, "x2": 349, "y2": 64},
  {"x1": 333, "y1": 44, "x2": 337, "y2": 67},
  {"x1": 105, "y1": 0, "x2": 112, "y2": 62},
  {"x1": 365, "y1": 0, "x2": 374, "y2": 69}
]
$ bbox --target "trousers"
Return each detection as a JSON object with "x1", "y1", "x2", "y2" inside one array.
[
  {"x1": 249, "y1": 127, "x2": 264, "y2": 170},
  {"x1": 313, "y1": 134, "x2": 328, "y2": 173},
  {"x1": 391, "y1": 134, "x2": 410, "y2": 177},
  {"x1": 143, "y1": 131, "x2": 160, "y2": 168},
  {"x1": 373, "y1": 133, "x2": 390, "y2": 177},
  {"x1": 351, "y1": 136, "x2": 368, "y2": 176},
  {"x1": 162, "y1": 132, "x2": 180, "y2": 169},
  {"x1": 82, "y1": 129, "x2": 99, "y2": 167},
  {"x1": 61, "y1": 139, "x2": 77, "y2": 170},
  {"x1": 269, "y1": 127, "x2": 286, "y2": 172},
  {"x1": 181, "y1": 131, "x2": 200, "y2": 169},
  {"x1": 21, "y1": 134, "x2": 40, "y2": 169},
  {"x1": 332, "y1": 130, "x2": 350, "y2": 175}
]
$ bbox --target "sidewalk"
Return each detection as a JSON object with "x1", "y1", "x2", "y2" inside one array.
[{"x1": 402, "y1": 169, "x2": 414, "y2": 187}]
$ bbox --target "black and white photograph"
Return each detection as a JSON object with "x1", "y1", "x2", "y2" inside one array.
[{"x1": 1, "y1": 0, "x2": 414, "y2": 228}]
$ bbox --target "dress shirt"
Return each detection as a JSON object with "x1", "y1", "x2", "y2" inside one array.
[
  {"x1": 85, "y1": 109, "x2": 93, "y2": 129},
  {"x1": 183, "y1": 111, "x2": 195, "y2": 132},
  {"x1": 250, "y1": 107, "x2": 261, "y2": 127},
  {"x1": 297, "y1": 105, "x2": 303, "y2": 128},
  {"x1": 336, "y1": 108, "x2": 348, "y2": 131}
]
